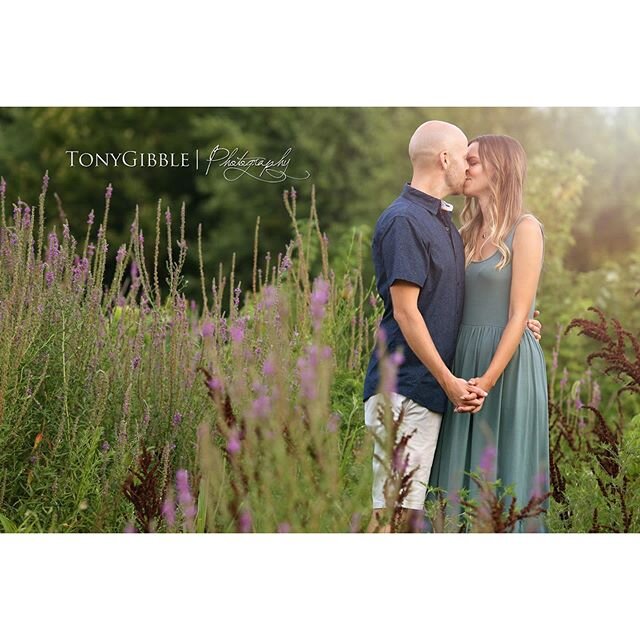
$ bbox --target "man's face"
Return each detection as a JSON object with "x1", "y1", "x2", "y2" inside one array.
[{"x1": 444, "y1": 135, "x2": 470, "y2": 195}]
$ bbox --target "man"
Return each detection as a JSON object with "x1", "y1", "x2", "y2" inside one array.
[{"x1": 363, "y1": 121, "x2": 541, "y2": 532}]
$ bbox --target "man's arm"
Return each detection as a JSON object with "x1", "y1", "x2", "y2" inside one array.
[{"x1": 390, "y1": 281, "x2": 487, "y2": 411}]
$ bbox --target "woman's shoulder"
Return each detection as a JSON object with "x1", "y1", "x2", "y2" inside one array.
[
  {"x1": 511, "y1": 213, "x2": 545, "y2": 264},
  {"x1": 513, "y1": 213, "x2": 544, "y2": 238}
]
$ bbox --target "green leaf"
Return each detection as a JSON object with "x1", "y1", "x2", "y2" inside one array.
[
  {"x1": 196, "y1": 479, "x2": 208, "y2": 534},
  {"x1": 0, "y1": 512, "x2": 18, "y2": 533}
]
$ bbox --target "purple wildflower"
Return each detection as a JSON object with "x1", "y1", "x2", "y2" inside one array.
[
  {"x1": 45, "y1": 269, "x2": 54, "y2": 287},
  {"x1": 87, "y1": 243, "x2": 96, "y2": 258},
  {"x1": 369, "y1": 294, "x2": 378, "y2": 308},
  {"x1": 63, "y1": 223, "x2": 70, "y2": 241},
  {"x1": 22, "y1": 206, "x2": 31, "y2": 229},
  {"x1": 310, "y1": 276, "x2": 330, "y2": 331},
  {"x1": 165, "y1": 208, "x2": 171, "y2": 225},
  {"x1": 250, "y1": 394, "x2": 271, "y2": 419},
  {"x1": 559, "y1": 367, "x2": 568, "y2": 390},
  {"x1": 201, "y1": 322, "x2": 214, "y2": 338},
  {"x1": 87, "y1": 210, "x2": 94, "y2": 226},
  {"x1": 552, "y1": 349, "x2": 558, "y2": 372},
  {"x1": 124, "y1": 521, "x2": 137, "y2": 533},
  {"x1": 130, "y1": 260, "x2": 138, "y2": 281},
  {"x1": 238, "y1": 509, "x2": 252, "y2": 533},
  {"x1": 47, "y1": 232, "x2": 60, "y2": 263},
  {"x1": 207, "y1": 376, "x2": 223, "y2": 393},
  {"x1": 530, "y1": 470, "x2": 547, "y2": 499},
  {"x1": 279, "y1": 255, "x2": 292, "y2": 273},
  {"x1": 263, "y1": 355, "x2": 276, "y2": 376},
  {"x1": 72, "y1": 257, "x2": 89, "y2": 285},
  {"x1": 101, "y1": 441, "x2": 110, "y2": 453},
  {"x1": 327, "y1": 413, "x2": 340, "y2": 433},
  {"x1": 116, "y1": 245, "x2": 127, "y2": 264},
  {"x1": 131, "y1": 356, "x2": 141, "y2": 370},
  {"x1": 175, "y1": 469, "x2": 196, "y2": 526},
  {"x1": 226, "y1": 430, "x2": 241, "y2": 455},
  {"x1": 42, "y1": 171, "x2": 49, "y2": 192},
  {"x1": 172, "y1": 411, "x2": 183, "y2": 427},
  {"x1": 290, "y1": 186, "x2": 297, "y2": 201},
  {"x1": 0, "y1": 176, "x2": 6, "y2": 197},
  {"x1": 379, "y1": 349, "x2": 402, "y2": 396},
  {"x1": 230, "y1": 319, "x2": 245, "y2": 343},
  {"x1": 262, "y1": 285, "x2": 277, "y2": 309},
  {"x1": 138, "y1": 231, "x2": 144, "y2": 245},
  {"x1": 297, "y1": 345, "x2": 319, "y2": 399},
  {"x1": 479, "y1": 445, "x2": 497, "y2": 476},
  {"x1": 162, "y1": 494, "x2": 176, "y2": 527},
  {"x1": 233, "y1": 285, "x2": 241, "y2": 309},
  {"x1": 277, "y1": 522, "x2": 291, "y2": 533},
  {"x1": 105, "y1": 183, "x2": 113, "y2": 200}
]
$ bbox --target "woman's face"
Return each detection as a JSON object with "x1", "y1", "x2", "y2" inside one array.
[{"x1": 463, "y1": 141, "x2": 492, "y2": 198}]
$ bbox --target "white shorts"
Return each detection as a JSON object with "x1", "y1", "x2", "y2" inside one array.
[{"x1": 364, "y1": 392, "x2": 443, "y2": 511}]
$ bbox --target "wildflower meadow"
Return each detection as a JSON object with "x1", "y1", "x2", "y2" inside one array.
[{"x1": 0, "y1": 162, "x2": 638, "y2": 533}]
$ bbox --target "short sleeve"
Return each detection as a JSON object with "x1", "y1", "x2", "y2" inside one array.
[{"x1": 380, "y1": 216, "x2": 429, "y2": 288}]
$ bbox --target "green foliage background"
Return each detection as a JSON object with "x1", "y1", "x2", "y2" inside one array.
[{"x1": 1, "y1": 106, "x2": 638, "y2": 428}]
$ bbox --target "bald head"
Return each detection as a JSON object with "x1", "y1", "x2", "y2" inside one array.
[{"x1": 408, "y1": 120, "x2": 468, "y2": 170}]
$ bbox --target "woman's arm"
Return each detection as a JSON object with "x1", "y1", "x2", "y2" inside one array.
[{"x1": 469, "y1": 217, "x2": 544, "y2": 393}]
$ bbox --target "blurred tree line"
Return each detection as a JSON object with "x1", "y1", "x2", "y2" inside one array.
[{"x1": 0, "y1": 107, "x2": 638, "y2": 317}]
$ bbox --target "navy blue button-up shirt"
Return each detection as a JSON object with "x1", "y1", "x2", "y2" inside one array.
[{"x1": 363, "y1": 183, "x2": 465, "y2": 414}]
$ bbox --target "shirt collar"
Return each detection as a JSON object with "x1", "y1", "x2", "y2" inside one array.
[{"x1": 401, "y1": 182, "x2": 453, "y2": 217}]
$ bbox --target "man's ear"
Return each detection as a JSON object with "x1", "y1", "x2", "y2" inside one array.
[{"x1": 440, "y1": 150, "x2": 449, "y2": 170}]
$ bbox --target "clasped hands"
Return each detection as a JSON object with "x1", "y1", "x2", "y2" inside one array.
[{"x1": 446, "y1": 376, "x2": 488, "y2": 414}]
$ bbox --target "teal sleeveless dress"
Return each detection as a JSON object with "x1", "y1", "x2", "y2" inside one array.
[{"x1": 428, "y1": 217, "x2": 550, "y2": 533}]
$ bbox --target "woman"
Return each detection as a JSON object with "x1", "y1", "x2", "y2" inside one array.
[{"x1": 429, "y1": 134, "x2": 550, "y2": 533}]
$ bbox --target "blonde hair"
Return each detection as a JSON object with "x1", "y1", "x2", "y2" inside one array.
[{"x1": 459, "y1": 134, "x2": 528, "y2": 270}]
